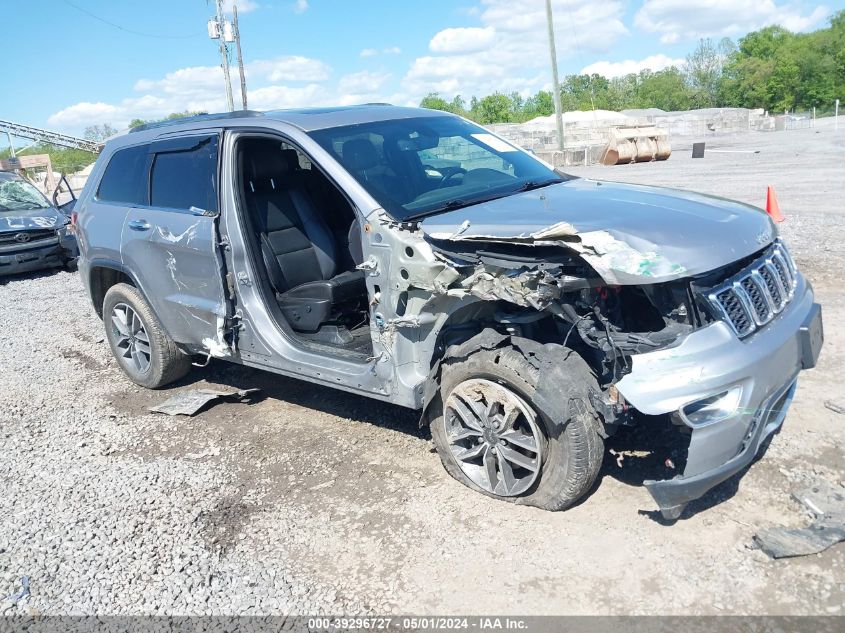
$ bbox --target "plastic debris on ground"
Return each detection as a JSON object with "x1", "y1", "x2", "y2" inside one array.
[
  {"x1": 753, "y1": 481, "x2": 845, "y2": 559},
  {"x1": 823, "y1": 400, "x2": 845, "y2": 415},
  {"x1": 148, "y1": 388, "x2": 261, "y2": 416}
]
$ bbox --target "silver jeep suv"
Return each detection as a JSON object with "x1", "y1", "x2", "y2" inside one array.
[{"x1": 74, "y1": 106, "x2": 823, "y2": 519}]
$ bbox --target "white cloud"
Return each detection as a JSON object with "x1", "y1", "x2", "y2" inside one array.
[
  {"x1": 47, "y1": 102, "x2": 123, "y2": 129},
  {"x1": 247, "y1": 84, "x2": 326, "y2": 110},
  {"x1": 403, "y1": 0, "x2": 628, "y2": 102},
  {"x1": 223, "y1": 0, "x2": 258, "y2": 13},
  {"x1": 336, "y1": 71, "x2": 392, "y2": 104},
  {"x1": 429, "y1": 26, "x2": 496, "y2": 53},
  {"x1": 360, "y1": 46, "x2": 402, "y2": 58},
  {"x1": 580, "y1": 54, "x2": 685, "y2": 78},
  {"x1": 635, "y1": 0, "x2": 829, "y2": 42},
  {"x1": 133, "y1": 66, "x2": 223, "y2": 97},
  {"x1": 46, "y1": 55, "x2": 332, "y2": 132},
  {"x1": 456, "y1": 6, "x2": 481, "y2": 16},
  {"x1": 250, "y1": 56, "x2": 331, "y2": 82},
  {"x1": 46, "y1": 50, "x2": 390, "y2": 133},
  {"x1": 293, "y1": 0, "x2": 308, "y2": 14},
  {"x1": 338, "y1": 71, "x2": 391, "y2": 94}
]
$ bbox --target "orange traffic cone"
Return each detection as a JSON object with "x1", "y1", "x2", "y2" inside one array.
[{"x1": 766, "y1": 186, "x2": 785, "y2": 223}]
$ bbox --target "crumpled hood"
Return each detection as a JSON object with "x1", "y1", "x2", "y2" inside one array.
[
  {"x1": 421, "y1": 178, "x2": 776, "y2": 284},
  {"x1": 0, "y1": 207, "x2": 67, "y2": 233}
]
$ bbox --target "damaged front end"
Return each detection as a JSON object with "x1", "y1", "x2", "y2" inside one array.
[
  {"x1": 424, "y1": 232, "x2": 699, "y2": 390},
  {"x1": 418, "y1": 215, "x2": 821, "y2": 519}
]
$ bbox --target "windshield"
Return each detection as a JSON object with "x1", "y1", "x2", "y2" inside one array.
[
  {"x1": 0, "y1": 177, "x2": 52, "y2": 212},
  {"x1": 309, "y1": 115, "x2": 564, "y2": 221}
]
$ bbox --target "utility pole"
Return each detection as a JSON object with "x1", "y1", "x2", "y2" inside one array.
[
  {"x1": 209, "y1": 0, "x2": 234, "y2": 112},
  {"x1": 233, "y1": 4, "x2": 248, "y2": 110},
  {"x1": 545, "y1": 0, "x2": 564, "y2": 152}
]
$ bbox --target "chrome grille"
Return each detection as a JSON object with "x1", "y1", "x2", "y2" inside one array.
[
  {"x1": 708, "y1": 241, "x2": 797, "y2": 338},
  {"x1": 0, "y1": 229, "x2": 56, "y2": 243}
]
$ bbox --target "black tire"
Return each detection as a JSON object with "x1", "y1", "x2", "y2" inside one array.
[
  {"x1": 102, "y1": 283, "x2": 192, "y2": 389},
  {"x1": 431, "y1": 338, "x2": 604, "y2": 511}
]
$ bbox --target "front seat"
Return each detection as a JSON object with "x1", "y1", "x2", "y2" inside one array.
[
  {"x1": 341, "y1": 139, "x2": 405, "y2": 205},
  {"x1": 240, "y1": 138, "x2": 366, "y2": 332}
]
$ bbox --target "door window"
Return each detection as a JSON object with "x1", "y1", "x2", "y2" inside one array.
[
  {"x1": 150, "y1": 136, "x2": 219, "y2": 214},
  {"x1": 96, "y1": 144, "x2": 150, "y2": 205}
]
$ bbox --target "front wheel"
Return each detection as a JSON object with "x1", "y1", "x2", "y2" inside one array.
[
  {"x1": 102, "y1": 283, "x2": 192, "y2": 389},
  {"x1": 431, "y1": 339, "x2": 604, "y2": 511}
]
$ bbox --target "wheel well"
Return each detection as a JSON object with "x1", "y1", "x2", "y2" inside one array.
[{"x1": 89, "y1": 267, "x2": 134, "y2": 318}]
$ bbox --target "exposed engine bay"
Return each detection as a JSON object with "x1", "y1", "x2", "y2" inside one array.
[{"x1": 422, "y1": 235, "x2": 717, "y2": 380}]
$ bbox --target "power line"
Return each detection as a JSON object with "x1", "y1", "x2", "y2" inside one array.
[{"x1": 61, "y1": 0, "x2": 204, "y2": 39}]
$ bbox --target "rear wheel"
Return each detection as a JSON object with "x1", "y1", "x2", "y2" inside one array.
[
  {"x1": 103, "y1": 283, "x2": 192, "y2": 388},
  {"x1": 431, "y1": 340, "x2": 604, "y2": 511}
]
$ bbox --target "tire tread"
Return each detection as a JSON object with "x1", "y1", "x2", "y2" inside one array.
[{"x1": 103, "y1": 283, "x2": 191, "y2": 389}]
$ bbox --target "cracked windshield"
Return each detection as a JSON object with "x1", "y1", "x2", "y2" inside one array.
[{"x1": 0, "y1": 178, "x2": 50, "y2": 212}]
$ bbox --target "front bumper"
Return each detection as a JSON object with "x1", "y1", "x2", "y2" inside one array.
[
  {"x1": 616, "y1": 273, "x2": 822, "y2": 519},
  {"x1": 0, "y1": 232, "x2": 77, "y2": 277}
]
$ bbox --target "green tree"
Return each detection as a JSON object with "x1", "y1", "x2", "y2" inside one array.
[
  {"x1": 636, "y1": 68, "x2": 692, "y2": 111},
  {"x1": 522, "y1": 90, "x2": 554, "y2": 119},
  {"x1": 471, "y1": 93, "x2": 514, "y2": 123},
  {"x1": 684, "y1": 38, "x2": 734, "y2": 107},
  {"x1": 128, "y1": 110, "x2": 206, "y2": 129},
  {"x1": 419, "y1": 93, "x2": 451, "y2": 111},
  {"x1": 413, "y1": 13, "x2": 844, "y2": 123},
  {"x1": 0, "y1": 144, "x2": 96, "y2": 174},
  {"x1": 83, "y1": 123, "x2": 118, "y2": 141},
  {"x1": 419, "y1": 93, "x2": 467, "y2": 116}
]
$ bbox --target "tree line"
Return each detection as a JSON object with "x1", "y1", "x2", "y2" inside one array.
[
  {"x1": 420, "y1": 11, "x2": 845, "y2": 124},
  {"x1": 4, "y1": 13, "x2": 842, "y2": 173}
]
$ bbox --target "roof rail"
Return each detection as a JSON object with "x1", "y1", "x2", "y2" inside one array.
[{"x1": 129, "y1": 110, "x2": 264, "y2": 133}]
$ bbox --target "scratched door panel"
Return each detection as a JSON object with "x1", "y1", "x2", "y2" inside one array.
[
  {"x1": 120, "y1": 133, "x2": 226, "y2": 348},
  {"x1": 121, "y1": 208, "x2": 225, "y2": 346}
]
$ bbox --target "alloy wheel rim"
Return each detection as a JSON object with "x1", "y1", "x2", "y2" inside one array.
[
  {"x1": 111, "y1": 303, "x2": 152, "y2": 374},
  {"x1": 443, "y1": 378, "x2": 542, "y2": 497}
]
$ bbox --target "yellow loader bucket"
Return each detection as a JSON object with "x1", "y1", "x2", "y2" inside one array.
[{"x1": 600, "y1": 125, "x2": 671, "y2": 165}]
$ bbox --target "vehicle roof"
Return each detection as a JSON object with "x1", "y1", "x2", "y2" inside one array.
[
  {"x1": 125, "y1": 105, "x2": 451, "y2": 137},
  {"x1": 264, "y1": 105, "x2": 449, "y2": 131},
  {"x1": 0, "y1": 171, "x2": 23, "y2": 182}
]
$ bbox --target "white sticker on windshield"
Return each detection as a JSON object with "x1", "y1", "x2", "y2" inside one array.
[{"x1": 471, "y1": 133, "x2": 518, "y2": 153}]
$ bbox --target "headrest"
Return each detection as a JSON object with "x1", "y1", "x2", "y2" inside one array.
[
  {"x1": 342, "y1": 139, "x2": 380, "y2": 172},
  {"x1": 240, "y1": 138, "x2": 290, "y2": 190},
  {"x1": 279, "y1": 148, "x2": 301, "y2": 173}
]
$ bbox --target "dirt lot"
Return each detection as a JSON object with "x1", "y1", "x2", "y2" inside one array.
[{"x1": 1, "y1": 125, "x2": 843, "y2": 616}]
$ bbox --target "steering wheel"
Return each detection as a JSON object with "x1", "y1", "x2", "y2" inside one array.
[{"x1": 439, "y1": 167, "x2": 467, "y2": 187}]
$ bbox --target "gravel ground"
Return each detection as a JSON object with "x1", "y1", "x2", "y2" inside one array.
[{"x1": 1, "y1": 126, "x2": 843, "y2": 616}]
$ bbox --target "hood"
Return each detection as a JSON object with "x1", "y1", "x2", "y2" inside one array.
[
  {"x1": 0, "y1": 207, "x2": 67, "y2": 233},
  {"x1": 421, "y1": 178, "x2": 776, "y2": 284}
]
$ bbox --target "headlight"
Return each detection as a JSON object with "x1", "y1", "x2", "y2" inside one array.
[{"x1": 679, "y1": 385, "x2": 743, "y2": 427}]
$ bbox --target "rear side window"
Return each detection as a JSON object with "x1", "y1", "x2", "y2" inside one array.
[
  {"x1": 96, "y1": 145, "x2": 149, "y2": 205},
  {"x1": 150, "y1": 136, "x2": 218, "y2": 213}
]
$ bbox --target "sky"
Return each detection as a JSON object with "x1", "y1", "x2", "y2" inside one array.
[{"x1": 5, "y1": 0, "x2": 844, "y2": 136}]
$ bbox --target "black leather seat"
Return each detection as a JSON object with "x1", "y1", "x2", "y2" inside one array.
[
  {"x1": 241, "y1": 138, "x2": 366, "y2": 332},
  {"x1": 341, "y1": 139, "x2": 407, "y2": 205}
]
